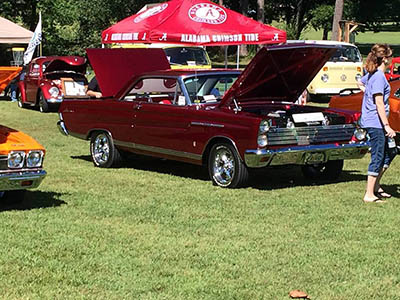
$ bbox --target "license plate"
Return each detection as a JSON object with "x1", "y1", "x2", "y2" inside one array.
[{"x1": 305, "y1": 152, "x2": 326, "y2": 164}]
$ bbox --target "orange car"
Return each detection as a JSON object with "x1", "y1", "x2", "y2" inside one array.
[
  {"x1": 0, "y1": 125, "x2": 46, "y2": 203},
  {"x1": 329, "y1": 79, "x2": 400, "y2": 133}
]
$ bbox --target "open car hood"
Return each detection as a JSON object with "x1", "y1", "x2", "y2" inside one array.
[
  {"x1": 44, "y1": 56, "x2": 87, "y2": 74},
  {"x1": 86, "y1": 48, "x2": 171, "y2": 97},
  {"x1": 0, "y1": 66, "x2": 21, "y2": 94},
  {"x1": 219, "y1": 42, "x2": 338, "y2": 107}
]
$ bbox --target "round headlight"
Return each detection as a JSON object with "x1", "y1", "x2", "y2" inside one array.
[
  {"x1": 257, "y1": 134, "x2": 268, "y2": 147},
  {"x1": 259, "y1": 120, "x2": 270, "y2": 133},
  {"x1": 49, "y1": 87, "x2": 60, "y2": 97},
  {"x1": 355, "y1": 74, "x2": 362, "y2": 81},
  {"x1": 321, "y1": 74, "x2": 329, "y2": 83},
  {"x1": 8, "y1": 151, "x2": 25, "y2": 169},
  {"x1": 354, "y1": 128, "x2": 367, "y2": 141},
  {"x1": 26, "y1": 150, "x2": 43, "y2": 168}
]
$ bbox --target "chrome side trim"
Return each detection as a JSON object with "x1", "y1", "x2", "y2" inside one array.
[
  {"x1": 114, "y1": 140, "x2": 202, "y2": 161},
  {"x1": 191, "y1": 121, "x2": 224, "y2": 128},
  {"x1": 0, "y1": 169, "x2": 46, "y2": 191},
  {"x1": 244, "y1": 142, "x2": 370, "y2": 168}
]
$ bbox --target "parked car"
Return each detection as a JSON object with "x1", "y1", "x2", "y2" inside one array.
[
  {"x1": 57, "y1": 44, "x2": 370, "y2": 188},
  {"x1": 329, "y1": 79, "x2": 400, "y2": 133},
  {"x1": 112, "y1": 43, "x2": 212, "y2": 69},
  {"x1": 385, "y1": 57, "x2": 400, "y2": 81},
  {"x1": 0, "y1": 124, "x2": 46, "y2": 203},
  {"x1": 0, "y1": 66, "x2": 21, "y2": 96},
  {"x1": 304, "y1": 41, "x2": 363, "y2": 101},
  {"x1": 19, "y1": 56, "x2": 87, "y2": 112}
]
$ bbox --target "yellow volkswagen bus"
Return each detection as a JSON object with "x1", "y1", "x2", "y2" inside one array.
[{"x1": 306, "y1": 41, "x2": 363, "y2": 100}]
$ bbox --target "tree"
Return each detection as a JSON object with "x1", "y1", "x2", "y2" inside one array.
[
  {"x1": 331, "y1": 0, "x2": 343, "y2": 41},
  {"x1": 265, "y1": 0, "x2": 334, "y2": 39},
  {"x1": 310, "y1": 4, "x2": 335, "y2": 40}
]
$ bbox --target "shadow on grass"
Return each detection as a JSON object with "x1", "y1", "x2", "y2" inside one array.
[
  {"x1": 70, "y1": 154, "x2": 367, "y2": 190},
  {"x1": 0, "y1": 190, "x2": 67, "y2": 212},
  {"x1": 380, "y1": 184, "x2": 400, "y2": 199}
]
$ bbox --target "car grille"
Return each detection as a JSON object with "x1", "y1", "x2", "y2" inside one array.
[
  {"x1": 0, "y1": 155, "x2": 8, "y2": 170},
  {"x1": 266, "y1": 124, "x2": 356, "y2": 146}
]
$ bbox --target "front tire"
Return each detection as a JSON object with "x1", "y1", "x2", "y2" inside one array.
[
  {"x1": 38, "y1": 91, "x2": 49, "y2": 113},
  {"x1": 208, "y1": 143, "x2": 248, "y2": 188},
  {"x1": 90, "y1": 132, "x2": 122, "y2": 168},
  {"x1": 301, "y1": 160, "x2": 344, "y2": 180}
]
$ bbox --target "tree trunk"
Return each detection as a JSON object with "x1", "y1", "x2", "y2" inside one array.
[
  {"x1": 239, "y1": 0, "x2": 249, "y2": 57},
  {"x1": 257, "y1": 0, "x2": 265, "y2": 50},
  {"x1": 331, "y1": 0, "x2": 344, "y2": 41},
  {"x1": 257, "y1": 0, "x2": 265, "y2": 23},
  {"x1": 294, "y1": 0, "x2": 305, "y2": 39},
  {"x1": 322, "y1": 28, "x2": 329, "y2": 40}
]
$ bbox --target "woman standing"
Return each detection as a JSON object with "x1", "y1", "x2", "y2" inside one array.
[{"x1": 358, "y1": 44, "x2": 396, "y2": 203}]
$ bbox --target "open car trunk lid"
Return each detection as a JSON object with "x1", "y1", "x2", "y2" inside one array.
[
  {"x1": 219, "y1": 42, "x2": 338, "y2": 107},
  {"x1": 86, "y1": 48, "x2": 171, "y2": 97},
  {"x1": 44, "y1": 56, "x2": 87, "y2": 74}
]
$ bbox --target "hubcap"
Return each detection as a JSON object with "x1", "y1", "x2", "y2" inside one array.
[
  {"x1": 93, "y1": 134, "x2": 110, "y2": 164},
  {"x1": 212, "y1": 146, "x2": 235, "y2": 186}
]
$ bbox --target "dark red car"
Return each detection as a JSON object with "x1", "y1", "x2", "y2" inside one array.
[
  {"x1": 19, "y1": 56, "x2": 87, "y2": 112},
  {"x1": 57, "y1": 45, "x2": 369, "y2": 188}
]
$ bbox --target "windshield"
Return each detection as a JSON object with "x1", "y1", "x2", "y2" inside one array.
[
  {"x1": 183, "y1": 74, "x2": 239, "y2": 103},
  {"x1": 329, "y1": 45, "x2": 362, "y2": 62},
  {"x1": 164, "y1": 47, "x2": 209, "y2": 66}
]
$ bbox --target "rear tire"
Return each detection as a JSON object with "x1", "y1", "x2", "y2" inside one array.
[
  {"x1": 90, "y1": 132, "x2": 122, "y2": 168},
  {"x1": 208, "y1": 143, "x2": 248, "y2": 188},
  {"x1": 17, "y1": 94, "x2": 27, "y2": 108},
  {"x1": 301, "y1": 160, "x2": 344, "y2": 180}
]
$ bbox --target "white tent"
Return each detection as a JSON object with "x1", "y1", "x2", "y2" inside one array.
[{"x1": 0, "y1": 16, "x2": 33, "y2": 44}]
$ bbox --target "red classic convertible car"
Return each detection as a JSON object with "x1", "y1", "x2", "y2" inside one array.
[
  {"x1": 57, "y1": 45, "x2": 369, "y2": 188},
  {"x1": 19, "y1": 56, "x2": 87, "y2": 112}
]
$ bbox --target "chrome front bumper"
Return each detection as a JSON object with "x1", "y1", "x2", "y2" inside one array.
[
  {"x1": 0, "y1": 169, "x2": 47, "y2": 191},
  {"x1": 47, "y1": 97, "x2": 63, "y2": 104},
  {"x1": 244, "y1": 142, "x2": 370, "y2": 168}
]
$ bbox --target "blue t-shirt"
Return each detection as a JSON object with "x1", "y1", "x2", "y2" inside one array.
[{"x1": 360, "y1": 70, "x2": 390, "y2": 128}]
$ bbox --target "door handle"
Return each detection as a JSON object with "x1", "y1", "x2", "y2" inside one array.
[{"x1": 134, "y1": 103, "x2": 142, "y2": 110}]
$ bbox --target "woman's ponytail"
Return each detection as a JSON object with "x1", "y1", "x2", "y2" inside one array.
[{"x1": 364, "y1": 44, "x2": 392, "y2": 74}]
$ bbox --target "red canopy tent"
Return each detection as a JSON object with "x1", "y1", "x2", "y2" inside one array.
[{"x1": 102, "y1": 0, "x2": 286, "y2": 46}]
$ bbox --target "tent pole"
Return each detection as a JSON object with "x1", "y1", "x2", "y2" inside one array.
[
  {"x1": 236, "y1": 45, "x2": 239, "y2": 69},
  {"x1": 224, "y1": 46, "x2": 228, "y2": 69}
]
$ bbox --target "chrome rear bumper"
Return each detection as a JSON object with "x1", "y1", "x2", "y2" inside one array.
[
  {"x1": 57, "y1": 120, "x2": 69, "y2": 136},
  {"x1": 0, "y1": 170, "x2": 47, "y2": 191},
  {"x1": 244, "y1": 142, "x2": 369, "y2": 168}
]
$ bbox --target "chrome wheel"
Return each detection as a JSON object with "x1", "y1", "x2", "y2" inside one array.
[
  {"x1": 90, "y1": 132, "x2": 122, "y2": 168},
  {"x1": 212, "y1": 145, "x2": 235, "y2": 187},
  {"x1": 93, "y1": 133, "x2": 110, "y2": 165}
]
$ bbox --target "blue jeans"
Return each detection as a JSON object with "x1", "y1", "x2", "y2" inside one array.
[{"x1": 366, "y1": 127, "x2": 397, "y2": 176}]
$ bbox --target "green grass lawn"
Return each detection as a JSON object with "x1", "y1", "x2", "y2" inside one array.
[{"x1": 1, "y1": 101, "x2": 400, "y2": 299}]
